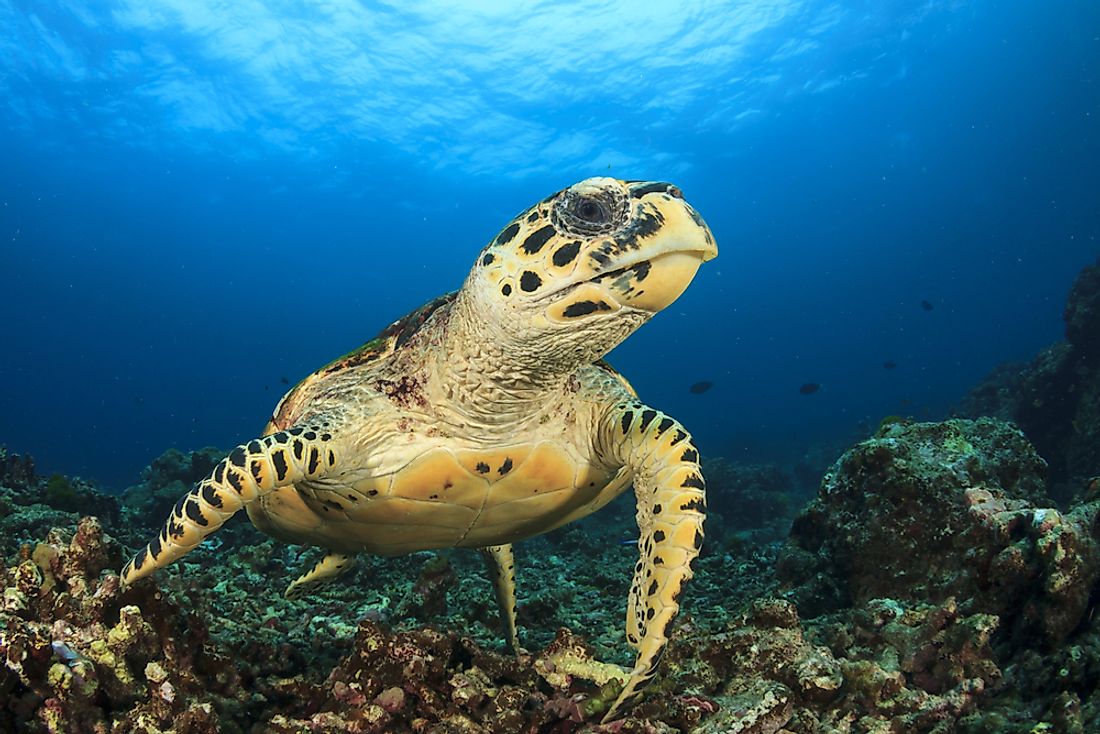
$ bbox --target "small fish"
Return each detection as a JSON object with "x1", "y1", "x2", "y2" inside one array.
[
  {"x1": 689, "y1": 380, "x2": 714, "y2": 394},
  {"x1": 799, "y1": 382, "x2": 821, "y2": 395},
  {"x1": 883, "y1": 360, "x2": 897, "y2": 370},
  {"x1": 281, "y1": 376, "x2": 290, "y2": 385},
  {"x1": 920, "y1": 299, "x2": 934, "y2": 311}
]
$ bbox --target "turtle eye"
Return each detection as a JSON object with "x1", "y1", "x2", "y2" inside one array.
[
  {"x1": 573, "y1": 196, "x2": 610, "y2": 224},
  {"x1": 552, "y1": 185, "x2": 626, "y2": 236}
]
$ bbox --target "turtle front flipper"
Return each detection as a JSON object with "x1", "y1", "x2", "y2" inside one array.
[
  {"x1": 121, "y1": 423, "x2": 338, "y2": 586},
  {"x1": 598, "y1": 403, "x2": 705, "y2": 722},
  {"x1": 479, "y1": 544, "x2": 520, "y2": 654}
]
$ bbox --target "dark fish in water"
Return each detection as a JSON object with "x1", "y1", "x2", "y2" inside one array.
[
  {"x1": 799, "y1": 382, "x2": 821, "y2": 395},
  {"x1": 883, "y1": 360, "x2": 897, "y2": 370},
  {"x1": 281, "y1": 376, "x2": 290, "y2": 385},
  {"x1": 689, "y1": 380, "x2": 714, "y2": 394},
  {"x1": 920, "y1": 299, "x2": 934, "y2": 311}
]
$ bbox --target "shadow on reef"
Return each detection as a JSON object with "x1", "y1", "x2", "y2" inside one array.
[{"x1": 2, "y1": 259, "x2": 1100, "y2": 733}]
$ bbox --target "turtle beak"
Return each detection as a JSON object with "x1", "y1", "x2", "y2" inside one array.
[{"x1": 601, "y1": 190, "x2": 717, "y2": 314}]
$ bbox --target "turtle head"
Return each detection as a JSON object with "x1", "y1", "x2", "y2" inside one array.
[{"x1": 465, "y1": 177, "x2": 717, "y2": 368}]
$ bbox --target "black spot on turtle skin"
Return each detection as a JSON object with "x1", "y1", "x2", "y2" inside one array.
[
  {"x1": 250, "y1": 460, "x2": 264, "y2": 481},
  {"x1": 321, "y1": 432, "x2": 332, "y2": 441},
  {"x1": 652, "y1": 530, "x2": 666, "y2": 542},
  {"x1": 520, "y1": 271, "x2": 542, "y2": 292},
  {"x1": 633, "y1": 208, "x2": 665, "y2": 238},
  {"x1": 680, "y1": 447, "x2": 698, "y2": 463},
  {"x1": 131, "y1": 548, "x2": 147, "y2": 571},
  {"x1": 652, "y1": 556, "x2": 664, "y2": 566},
  {"x1": 647, "y1": 580, "x2": 658, "y2": 596},
  {"x1": 167, "y1": 520, "x2": 183, "y2": 539},
  {"x1": 681, "y1": 473, "x2": 705, "y2": 490},
  {"x1": 226, "y1": 470, "x2": 244, "y2": 494},
  {"x1": 303, "y1": 431, "x2": 317, "y2": 441},
  {"x1": 501, "y1": 284, "x2": 512, "y2": 296},
  {"x1": 368, "y1": 489, "x2": 379, "y2": 497},
  {"x1": 475, "y1": 462, "x2": 490, "y2": 474},
  {"x1": 648, "y1": 646, "x2": 667, "y2": 671},
  {"x1": 272, "y1": 451, "x2": 289, "y2": 481},
  {"x1": 527, "y1": 209, "x2": 540, "y2": 223},
  {"x1": 201, "y1": 482, "x2": 223, "y2": 508},
  {"x1": 694, "y1": 530, "x2": 704, "y2": 549},
  {"x1": 522, "y1": 225, "x2": 556, "y2": 254},
  {"x1": 620, "y1": 411, "x2": 634, "y2": 434},
  {"x1": 669, "y1": 430, "x2": 687, "y2": 447},
  {"x1": 680, "y1": 497, "x2": 706, "y2": 513},
  {"x1": 655, "y1": 417, "x2": 674, "y2": 436},
  {"x1": 273, "y1": 432, "x2": 289, "y2": 444},
  {"x1": 149, "y1": 536, "x2": 162, "y2": 560},
  {"x1": 248, "y1": 439, "x2": 262, "y2": 453},
  {"x1": 328, "y1": 450, "x2": 336, "y2": 467},
  {"x1": 639, "y1": 409, "x2": 658, "y2": 432},
  {"x1": 633, "y1": 260, "x2": 651, "y2": 282},
  {"x1": 562, "y1": 300, "x2": 612, "y2": 317},
  {"x1": 292, "y1": 440, "x2": 304, "y2": 461},
  {"x1": 229, "y1": 447, "x2": 246, "y2": 468},
  {"x1": 184, "y1": 500, "x2": 208, "y2": 527},
  {"x1": 499, "y1": 457, "x2": 513, "y2": 475},
  {"x1": 214, "y1": 463, "x2": 226, "y2": 483},
  {"x1": 653, "y1": 503, "x2": 662, "y2": 515},
  {"x1": 552, "y1": 240, "x2": 581, "y2": 267},
  {"x1": 308, "y1": 447, "x2": 321, "y2": 475},
  {"x1": 496, "y1": 222, "x2": 521, "y2": 246},
  {"x1": 288, "y1": 427, "x2": 303, "y2": 437},
  {"x1": 482, "y1": 253, "x2": 495, "y2": 266},
  {"x1": 646, "y1": 607, "x2": 656, "y2": 620}
]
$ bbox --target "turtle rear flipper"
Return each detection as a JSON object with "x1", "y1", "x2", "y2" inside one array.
[
  {"x1": 121, "y1": 423, "x2": 338, "y2": 586},
  {"x1": 285, "y1": 551, "x2": 357, "y2": 599},
  {"x1": 480, "y1": 544, "x2": 521, "y2": 655}
]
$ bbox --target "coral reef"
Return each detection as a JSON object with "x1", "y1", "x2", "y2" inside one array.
[
  {"x1": 779, "y1": 417, "x2": 1100, "y2": 731},
  {"x1": 7, "y1": 288, "x2": 1100, "y2": 734}
]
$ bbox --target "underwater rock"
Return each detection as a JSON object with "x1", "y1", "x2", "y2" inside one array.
[
  {"x1": 957, "y1": 257, "x2": 1100, "y2": 501},
  {"x1": 394, "y1": 553, "x2": 458, "y2": 621},
  {"x1": 1064, "y1": 256, "x2": 1100, "y2": 358},
  {"x1": 0, "y1": 445, "x2": 36, "y2": 492},
  {"x1": 779, "y1": 417, "x2": 1100, "y2": 644},
  {"x1": 122, "y1": 447, "x2": 225, "y2": 522}
]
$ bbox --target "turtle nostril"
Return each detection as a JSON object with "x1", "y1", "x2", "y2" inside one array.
[{"x1": 667, "y1": 185, "x2": 684, "y2": 199}]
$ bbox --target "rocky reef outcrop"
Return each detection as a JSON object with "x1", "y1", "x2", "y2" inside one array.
[
  {"x1": 779, "y1": 417, "x2": 1100, "y2": 731},
  {"x1": 957, "y1": 257, "x2": 1100, "y2": 501}
]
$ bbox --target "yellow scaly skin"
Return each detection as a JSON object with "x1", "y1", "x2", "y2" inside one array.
[{"x1": 121, "y1": 177, "x2": 717, "y2": 721}]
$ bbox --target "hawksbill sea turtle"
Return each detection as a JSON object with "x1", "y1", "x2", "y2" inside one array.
[{"x1": 121, "y1": 177, "x2": 717, "y2": 720}]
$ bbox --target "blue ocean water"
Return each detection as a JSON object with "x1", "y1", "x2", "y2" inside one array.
[{"x1": 1, "y1": 0, "x2": 1097, "y2": 491}]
